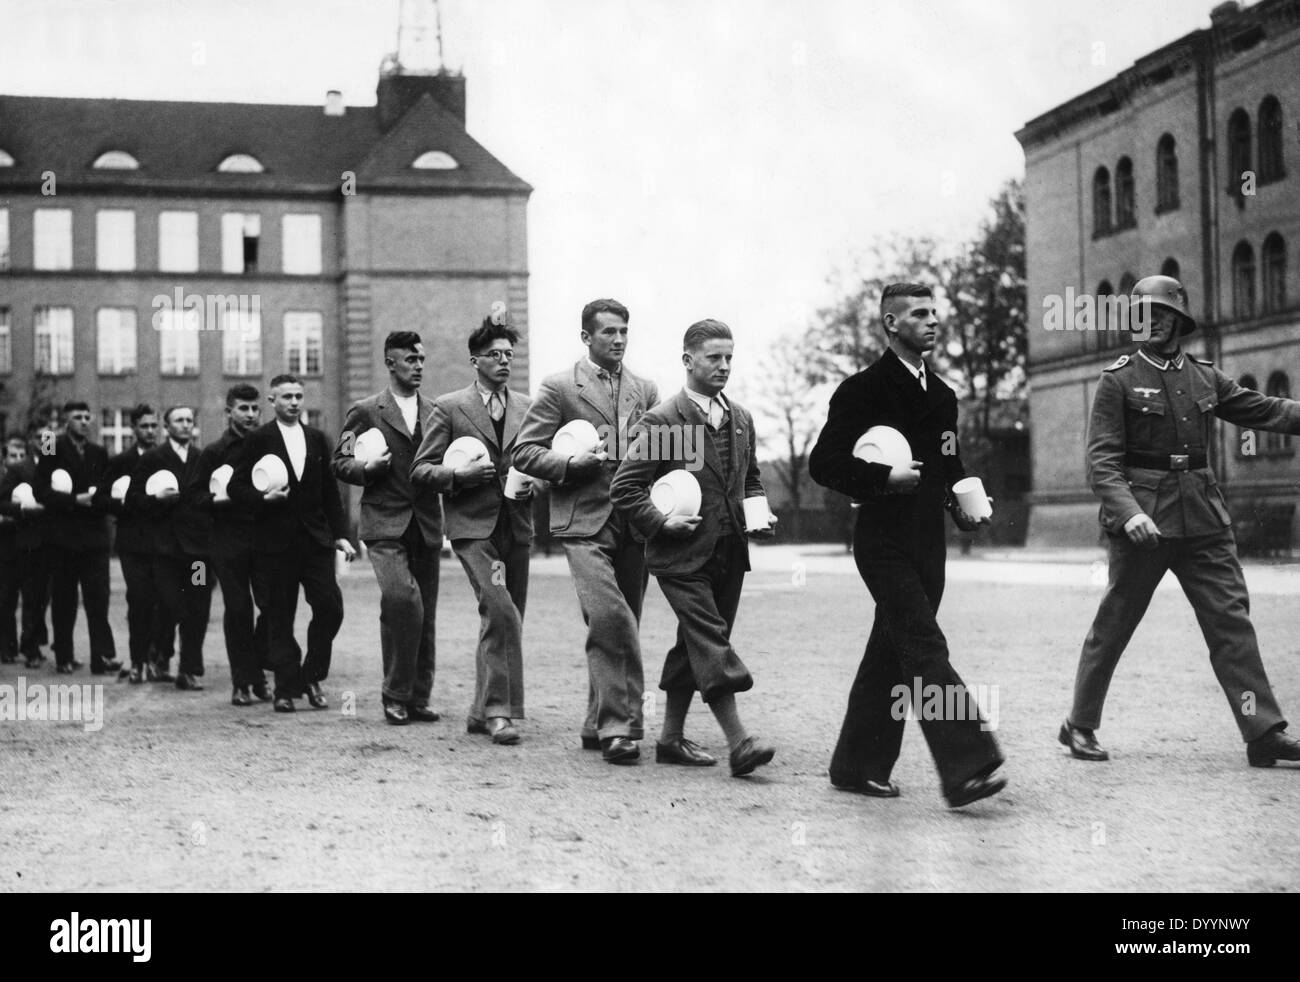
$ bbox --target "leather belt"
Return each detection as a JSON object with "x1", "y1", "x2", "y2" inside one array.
[{"x1": 1124, "y1": 451, "x2": 1206, "y2": 471}]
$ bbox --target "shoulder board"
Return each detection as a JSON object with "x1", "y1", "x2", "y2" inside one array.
[
  {"x1": 1102, "y1": 355, "x2": 1130, "y2": 372},
  {"x1": 1190, "y1": 355, "x2": 1214, "y2": 366}
]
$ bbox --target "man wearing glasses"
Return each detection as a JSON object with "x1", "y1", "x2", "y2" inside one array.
[{"x1": 412, "y1": 306, "x2": 533, "y2": 746}]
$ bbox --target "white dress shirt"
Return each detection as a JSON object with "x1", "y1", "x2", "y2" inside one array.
[
  {"x1": 684, "y1": 386, "x2": 730, "y2": 429},
  {"x1": 169, "y1": 438, "x2": 189, "y2": 464},
  {"x1": 392, "y1": 390, "x2": 419, "y2": 435},
  {"x1": 896, "y1": 354, "x2": 928, "y2": 391},
  {"x1": 277, "y1": 420, "x2": 307, "y2": 480}
]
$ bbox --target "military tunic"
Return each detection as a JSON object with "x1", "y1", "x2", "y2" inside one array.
[{"x1": 1071, "y1": 346, "x2": 1300, "y2": 741}]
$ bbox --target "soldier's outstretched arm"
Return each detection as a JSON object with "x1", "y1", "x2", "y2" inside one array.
[{"x1": 1213, "y1": 369, "x2": 1300, "y2": 435}]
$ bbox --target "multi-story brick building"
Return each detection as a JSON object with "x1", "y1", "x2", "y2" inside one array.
[
  {"x1": 1015, "y1": 0, "x2": 1299, "y2": 547},
  {"x1": 0, "y1": 54, "x2": 531, "y2": 470}
]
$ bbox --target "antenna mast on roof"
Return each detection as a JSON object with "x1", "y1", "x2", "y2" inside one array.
[{"x1": 395, "y1": 0, "x2": 446, "y2": 74}]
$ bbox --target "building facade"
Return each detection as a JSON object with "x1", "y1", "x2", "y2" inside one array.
[{"x1": 1015, "y1": 0, "x2": 1300, "y2": 547}]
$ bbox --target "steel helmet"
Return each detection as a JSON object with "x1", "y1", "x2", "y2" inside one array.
[{"x1": 1130, "y1": 274, "x2": 1196, "y2": 336}]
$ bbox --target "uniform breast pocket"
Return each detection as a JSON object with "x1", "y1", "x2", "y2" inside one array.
[
  {"x1": 1125, "y1": 397, "x2": 1167, "y2": 439},
  {"x1": 1196, "y1": 394, "x2": 1218, "y2": 415},
  {"x1": 1126, "y1": 476, "x2": 1162, "y2": 517}
]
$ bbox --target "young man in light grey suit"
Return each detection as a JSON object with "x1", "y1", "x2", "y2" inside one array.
[
  {"x1": 332, "y1": 331, "x2": 444, "y2": 726},
  {"x1": 412, "y1": 310, "x2": 533, "y2": 746},
  {"x1": 513, "y1": 298, "x2": 659, "y2": 765},
  {"x1": 610, "y1": 319, "x2": 777, "y2": 777}
]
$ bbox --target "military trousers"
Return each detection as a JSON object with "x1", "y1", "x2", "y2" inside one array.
[{"x1": 1071, "y1": 529, "x2": 1286, "y2": 741}]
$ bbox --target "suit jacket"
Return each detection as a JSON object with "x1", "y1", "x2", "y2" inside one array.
[
  {"x1": 332, "y1": 389, "x2": 443, "y2": 545},
  {"x1": 126, "y1": 441, "x2": 212, "y2": 557},
  {"x1": 96, "y1": 444, "x2": 150, "y2": 555},
  {"x1": 807, "y1": 349, "x2": 965, "y2": 556},
  {"x1": 513, "y1": 359, "x2": 659, "y2": 538},
  {"x1": 33, "y1": 434, "x2": 111, "y2": 551},
  {"x1": 1088, "y1": 350, "x2": 1300, "y2": 537},
  {"x1": 411, "y1": 383, "x2": 533, "y2": 542},
  {"x1": 610, "y1": 389, "x2": 764, "y2": 577},
  {"x1": 226, "y1": 420, "x2": 348, "y2": 553},
  {"x1": 0, "y1": 457, "x2": 46, "y2": 551},
  {"x1": 187, "y1": 427, "x2": 256, "y2": 559}
]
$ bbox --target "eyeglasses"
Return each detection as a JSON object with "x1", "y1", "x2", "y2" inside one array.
[{"x1": 474, "y1": 349, "x2": 515, "y2": 363}]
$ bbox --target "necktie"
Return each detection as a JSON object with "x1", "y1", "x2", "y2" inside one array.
[
  {"x1": 709, "y1": 399, "x2": 724, "y2": 429},
  {"x1": 488, "y1": 392, "x2": 505, "y2": 422},
  {"x1": 917, "y1": 368, "x2": 926, "y2": 393},
  {"x1": 597, "y1": 368, "x2": 618, "y2": 402}
]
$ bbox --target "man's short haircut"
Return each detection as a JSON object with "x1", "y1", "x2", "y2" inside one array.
[
  {"x1": 467, "y1": 321, "x2": 519, "y2": 354},
  {"x1": 163, "y1": 405, "x2": 194, "y2": 424},
  {"x1": 683, "y1": 318, "x2": 733, "y2": 352},
  {"x1": 226, "y1": 383, "x2": 260, "y2": 406},
  {"x1": 384, "y1": 331, "x2": 422, "y2": 354},
  {"x1": 269, "y1": 373, "x2": 301, "y2": 390},
  {"x1": 6, "y1": 434, "x2": 26, "y2": 448},
  {"x1": 129, "y1": 403, "x2": 158, "y2": 425},
  {"x1": 880, "y1": 282, "x2": 934, "y2": 323},
  {"x1": 581, "y1": 299, "x2": 630, "y2": 334},
  {"x1": 63, "y1": 400, "x2": 90, "y2": 415}
]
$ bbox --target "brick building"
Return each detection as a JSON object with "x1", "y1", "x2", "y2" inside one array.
[{"x1": 1015, "y1": 0, "x2": 1299, "y2": 547}]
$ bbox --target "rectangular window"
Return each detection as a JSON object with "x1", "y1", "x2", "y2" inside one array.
[
  {"x1": 284, "y1": 311, "x2": 323, "y2": 375},
  {"x1": 100, "y1": 408, "x2": 134, "y2": 455},
  {"x1": 221, "y1": 213, "x2": 261, "y2": 274},
  {"x1": 96, "y1": 307, "x2": 137, "y2": 375},
  {"x1": 157, "y1": 308, "x2": 201, "y2": 376},
  {"x1": 0, "y1": 308, "x2": 11, "y2": 373},
  {"x1": 96, "y1": 209, "x2": 136, "y2": 271},
  {"x1": 282, "y1": 214, "x2": 322, "y2": 274},
  {"x1": 158, "y1": 211, "x2": 199, "y2": 272},
  {"x1": 34, "y1": 208, "x2": 72, "y2": 270},
  {"x1": 222, "y1": 305, "x2": 262, "y2": 376},
  {"x1": 0, "y1": 208, "x2": 9, "y2": 270},
  {"x1": 34, "y1": 306, "x2": 74, "y2": 374},
  {"x1": 304, "y1": 409, "x2": 323, "y2": 430}
]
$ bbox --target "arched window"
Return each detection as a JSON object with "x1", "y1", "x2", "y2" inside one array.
[
  {"x1": 217, "y1": 154, "x2": 265, "y2": 173},
  {"x1": 1156, "y1": 134, "x2": 1179, "y2": 212},
  {"x1": 92, "y1": 151, "x2": 139, "y2": 170},
  {"x1": 1093, "y1": 167, "x2": 1112, "y2": 237},
  {"x1": 1239, "y1": 373, "x2": 1258, "y2": 391},
  {"x1": 1095, "y1": 280, "x2": 1118, "y2": 348},
  {"x1": 1228, "y1": 109, "x2": 1252, "y2": 194},
  {"x1": 1262, "y1": 233, "x2": 1287, "y2": 314},
  {"x1": 1258, "y1": 96, "x2": 1285, "y2": 184},
  {"x1": 1232, "y1": 241, "x2": 1256, "y2": 320},
  {"x1": 1266, "y1": 371, "x2": 1292, "y2": 451},
  {"x1": 1161, "y1": 257, "x2": 1181, "y2": 280},
  {"x1": 411, "y1": 151, "x2": 459, "y2": 170},
  {"x1": 1115, "y1": 157, "x2": 1136, "y2": 229}
]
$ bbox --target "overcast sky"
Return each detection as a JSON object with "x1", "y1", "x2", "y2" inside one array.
[{"x1": 1, "y1": 0, "x2": 1218, "y2": 394}]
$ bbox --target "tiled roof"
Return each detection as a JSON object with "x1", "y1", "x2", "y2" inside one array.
[{"x1": 0, "y1": 91, "x2": 531, "y2": 196}]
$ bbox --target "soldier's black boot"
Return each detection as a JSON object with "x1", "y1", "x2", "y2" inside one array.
[{"x1": 1059, "y1": 719, "x2": 1110, "y2": 761}]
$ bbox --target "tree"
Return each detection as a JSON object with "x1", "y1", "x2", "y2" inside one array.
[{"x1": 750, "y1": 334, "x2": 825, "y2": 541}]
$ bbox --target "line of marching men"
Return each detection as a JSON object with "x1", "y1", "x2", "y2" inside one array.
[{"x1": 0, "y1": 298, "x2": 780, "y2": 777}]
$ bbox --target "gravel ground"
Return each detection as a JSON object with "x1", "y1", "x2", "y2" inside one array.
[{"x1": 3, "y1": 544, "x2": 1299, "y2": 892}]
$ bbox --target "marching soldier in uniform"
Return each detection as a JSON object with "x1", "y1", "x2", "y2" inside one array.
[{"x1": 1061, "y1": 275, "x2": 1300, "y2": 768}]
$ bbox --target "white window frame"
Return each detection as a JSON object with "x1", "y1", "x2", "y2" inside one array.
[
  {"x1": 96, "y1": 209, "x2": 136, "y2": 271},
  {"x1": 0, "y1": 307, "x2": 11, "y2": 374},
  {"x1": 96, "y1": 307, "x2": 137, "y2": 376},
  {"x1": 100, "y1": 408, "x2": 134, "y2": 454},
  {"x1": 222, "y1": 305, "x2": 262, "y2": 376},
  {"x1": 34, "y1": 208, "x2": 72, "y2": 270},
  {"x1": 281, "y1": 214, "x2": 322, "y2": 275},
  {"x1": 221, "y1": 212, "x2": 261, "y2": 274},
  {"x1": 34, "y1": 306, "x2": 75, "y2": 375},
  {"x1": 157, "y1": 308, "x2": 201, "y2": 376},
  {"x1": 158, "y1": 210, "x2": 199, "y2": 272},
  {"x1": 283, "y1": 311, "x2": 323, "y2": 376}
]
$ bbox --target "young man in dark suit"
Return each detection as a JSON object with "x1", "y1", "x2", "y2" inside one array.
[
  {"x1": 0, "y1": 437, "x2": 31, "y2": 663},
  {"x1": 0, "y1": 437, "x2": 50, "y2": 668},
  {"x1": 227, "y1": 375, "x2": 354, "y2": 713},
  {"x1": 808, "y1": 282, "x2": 1004, "y2": 808},
  {"x1": 610, "y1": 319, "x2": 776, "y2": 777},
  {"x1": 33, "y1": 401, "x2": 120, "y2": 676},
  {"x1": 412, "y1": 310, "x2": 532, "y2": 745},
  {"x1": 333, "y1": 332, "x2": 444, "y2": 725},
  {"x1": 513, "y1": 298, "x2": 659, "y2": 764},
  {"x1": 127, "y1": 405, "x2": 213, "y2": 691},
  {"x1": 189, "y1": 384, "x2": 283, "y2": 706},
  {"x1": 96, "y1": 404, "x2": 166, "y2": 683}
]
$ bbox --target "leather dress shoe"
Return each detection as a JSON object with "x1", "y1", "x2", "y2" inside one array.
[
  {"x1": 655, "y1": 737, "x2": 717, "y2": 766},
  {"x1": 466, "y1": 717, "x2": 489, "y2": 735},
  {"x1": 729, "y1": 736, "x2": 776, "y2": 777},
  {"x1": 24, "y1": 655, "x2": 45, "y2": 669},
  {"x1": 832, "y1": 778, "x2": 900, "y2": 798},
  {"x1": 581, "y1": 735, "x2": 601, "y2": 751},
  {"x1": 231, "y1": 686, "x2": 253, "y2": 707},
  {"x1": 946, "y1": 772, "x2": 1007, "y2": 808},
  {"x1": 175, "y1": 673, "x2": 204, "y2": 691},
  {"x1": 56, "y1": 661, "x2": 82, "y2": 675},
  {"x1": 303, "y1": 682, "x2": 327, "y2": 710},
  {"x1": 383, "y1": 699, "x2": 410, "y2": 725},
  {"x1": 407, "y1": 704, "x2": 440, "y2": 723},
  {"x1": 251, "y1": 680, "x2": 273, "y2": 702},
  {"x1": 1247, "y1": 726, "x2": 1300, "y2": 768},
  {"x1": 273, "y1": 696, "x2": 296, "y2": 713},
  {"x1": 1059, "y1": 720, "x2": 1109, "y2": 761},
  {"x1": 128, "y1": 664, "x2": 145, "y2": 685},
  {"x1": 601, "y1": 736, "x2": 640, "y2": 764},
  {"x1": 116, "y1": 665, "x2": 132, "y2": 681},
  {"x1": 92, "y1": 659, "x2": 123, "y2": 676},
  {"x1": 147, "y1": 663, "x2": 175, "y2": 683},
  {"x1": 488, "y1": 717, "x2": 521, "y2": 745}
]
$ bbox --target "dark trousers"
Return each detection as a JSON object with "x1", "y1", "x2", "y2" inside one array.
[
  {"x1": 454, "y1": 511, "x2": 528, "y2": 722},
  {"x1": 211, "y1": 548, "x2": 284, "y2": 688},
  {"x1": 562, "y1": 511, "x2": 648, "y2": 741},
  {"x1": 656, "y1": 534, "x2": 753, "y2": 703},
  {"x1": 367, "y1": 520, "x2": 440, "y2": 706},
  {"x1": 830, "y1": 535, "x2": 1002, "y2": 794},
  {"x1": 150, "y1": 553, "x2": 212, "y2": 677},
  {"x1": 253, "y1": 536, "x2": 343, "y2": 699},
  {"x1": 0, "y1": 543, "x2": 17, "y2": 659},
  {"x1": 18, "y1": 546, "x2": 50, "y2": 657},
  {"x1": 1071, "y1": 530, "x2": 1285, "y2": 741},
  {"x1": 119, "y1": 550, "x2": 166, "y2": 668},
  {"x1": 50, "y1": 547, "x2": 117, "y2": 670}
]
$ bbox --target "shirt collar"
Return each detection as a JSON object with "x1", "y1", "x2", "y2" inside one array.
[
  {"x1": 276, "y1": 419, "x2": 302, "y2": 434},
  {"x1": 683, "y1": 386, "x2": 728, "y2": 416},
  {"x1": 1137, "y1": 347, "x2": 1185, "y2": 372},
  {"x1": 587, "y1": 356, "x2": 622, "y2": 379},
  {"x1": 890, "y1": 348, "x2": 927, "y2": 382},
  {"x1": 168, "y1": 438, "x2": 188, "y2": 459},
  {"x1": 474, "y1": 380, "x2": 505, "y2": 404}
]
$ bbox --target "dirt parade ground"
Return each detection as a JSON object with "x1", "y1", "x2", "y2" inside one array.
[{"x1": 3, "y1": 542, "x2": 1300, "y2": 893}]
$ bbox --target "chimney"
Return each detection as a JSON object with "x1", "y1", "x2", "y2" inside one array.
[
  {"x1": 1210, "y1": 1, "x2": 1241, "y2": 26},
  {"x1": 324, "y1": 90, "x2": 344, "y2": 116},
  {"x1": 376, "y1": 69, "x2": 466, "y2": 130}
]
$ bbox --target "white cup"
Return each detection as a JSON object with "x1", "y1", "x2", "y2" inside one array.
[
  {"x1": 742, "y1": 495, "x2": 773, "y2": 531},
  {"x1": 503, "y1": 467, "x2": 533, "y2": 500},
  {"x1": 953, "y1": 477, "x2": 993, "y2": 520}
]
